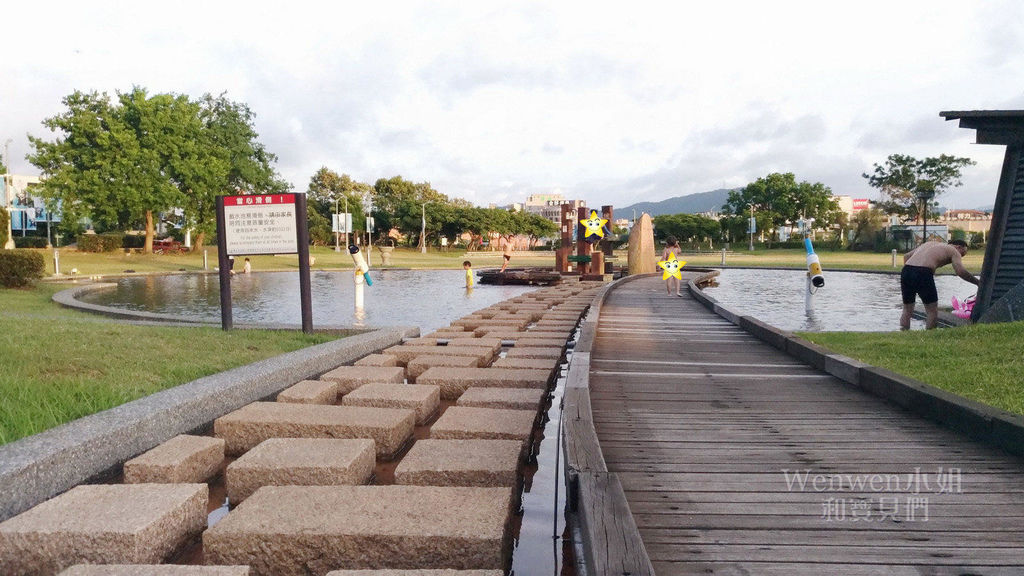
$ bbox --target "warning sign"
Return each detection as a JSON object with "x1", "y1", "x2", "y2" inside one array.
[{"x1": 222, "y1": 194, "x2": 299, "y2": 255}]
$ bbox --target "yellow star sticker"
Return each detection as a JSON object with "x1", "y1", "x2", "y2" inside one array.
[
  {"x1": 658, "y1": 252, "x2": 686, "y2": 280},
  {"x1": 580, "y1": 210, "x2": 608, "y2": 238}
]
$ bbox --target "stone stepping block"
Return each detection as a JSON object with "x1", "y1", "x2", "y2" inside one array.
[
  {"x1": 430, "y1": 407, "x2": 536, "y2": 443},
  {"x1": 416, "y1": 367, "x2": 552, "y2": 400},
  {"x1": 59, "y1": 566, "x2": 250, "y2": 575},
  {"x1": 123, "y1": 434, "x2": 225, "y2": 484},
  {"x1": 394, "y1": 439, "x2": 523, "y2": 487},
  {"x1": 475, "y1": 329, "x2": 563, "y2": 340},
  {"x1": 277, "y1": 379, "x2": 340, "y2": 404},
  {"x1": 382, "y1": 345, "x2": 494, "y2": 368},
  {"x1": 471, "y1": 327, "x2": 526, "y2": 338},
  {"x1": 226, "y1": 438, "x2": 375, "y2": 504},
  {"x1": 531, "y1": 321, "x2": 577, "y2": 330},
  {"x1": 503, "y1": 347, "x2": 564, "y2": 360},
  {"x1": 402, "y1": 337, "x2": 502, "y2": 355},
  {"x1": 214, "y1": 402, "x2": 414, "y2": 458},
  {"x1": 512, "y1": 337, "x2": 568, "y2": 350},
  {"x1": 0, "y1": 484, "x2": 207, "y2": 575},
  {"x1": 440, "y1": 337, "x2": 503, "y2": 354},
  {"x1": 456, "y1": 387, "x2": 546, "y2": 411},
  {"x1": 423, "y1": 327, "x2": 468, "y2": 338},
  {"x1": 319, "y1": 366, "x2": 405, "y2": 394},
  {"x1": 354, "y1": 354, "x2": 399, "y2": 367},
  {"x1": 451, "y1": 317, "x2": 530, "y2": 331},
  {"x1": 491, "y1": 310, "x2": 544, "y2": 322},
  {"x1": 342, "y1": 383, "x2": 440, "y2": 425},
  {"x1": 327, "y1": 565, "x2": 503, "y2": 569},
  {"x1": 492, "y1": 357, "x2": 560, "y2": 379},
  {"x1": 203, "y1": 485, "x2": 511, "y2": 575},
  {"x1": 406, "y1": 355, "x2": 481, "y2": 383}
]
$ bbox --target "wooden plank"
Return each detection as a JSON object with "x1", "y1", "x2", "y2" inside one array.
[
  {"x1": 576, "y1": 472, "x2": 654, "y2": 576},
  {"x1": 584, "y1": 275, "x2": 1024, "y2": 572}
]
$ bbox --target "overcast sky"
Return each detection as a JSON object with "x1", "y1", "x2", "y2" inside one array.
[{"x1": 4, "y1": 1, "x2": 1023, "y2": 211}]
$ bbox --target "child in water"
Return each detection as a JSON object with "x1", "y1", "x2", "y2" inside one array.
[{"x1": 463, "y1": 260, "x2": 474, "y2": 288}]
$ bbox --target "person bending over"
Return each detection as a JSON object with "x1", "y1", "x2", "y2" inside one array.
[{"x1": 900, "y1": 239, "x2": 979, "y2": 330}]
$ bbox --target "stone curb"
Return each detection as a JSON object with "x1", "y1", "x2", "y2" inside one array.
[
  {"x1": 688, "y1": 281, "x2": 1024, "y2": 459},
  {"x1": 0, "y1": 326, "x2": 416, "y2": 522}
]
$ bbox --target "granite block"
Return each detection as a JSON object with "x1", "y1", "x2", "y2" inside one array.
[
  {"x1": 226, "y1": 438, "x2": 375, "y2": 504},
  {"x1": 203, "y1": 486, "x2": 510, "y2": 575},
  {"x1": 123, "y1": 435, "x2": 224, "y2": 485},
  {"x1": 394, "y1": 439, "x2": 523, "y2": 487},
  {"x1": 342, "y1": 383, "x2": 441, "y2": 425},
  {"x1": 0, "y1": 484, "x2": 207, "y2": 575},
  {"x1": 214, "y1": 402, "x2": 414, "y2": 458},
  {"x1": 276, "y1": 380, "x2": 340, "y2": 404}
]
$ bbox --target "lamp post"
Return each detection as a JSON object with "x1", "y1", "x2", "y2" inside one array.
[
  {"x1": 916, "y1": 180, "x2": 936, "y2": 246},
  {"x1": 748, "y1": 203, "x2": 755, "y2": 251},
  {"x1": 420, "y1": 201, "x2": 430, "y2": 254},
  {"x1": 3, "y1": 139, "x2": 13, "y2": 249}
]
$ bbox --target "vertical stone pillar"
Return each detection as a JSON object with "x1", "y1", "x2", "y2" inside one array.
[
  {"x1": 627, "y1": 213, "x2": 656, "y2": 275},
  {"x1": 576, "y1": 206, "x2": 592, "y2": 275}
]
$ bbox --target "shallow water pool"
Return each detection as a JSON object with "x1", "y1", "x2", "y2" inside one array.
[
  {"x1": 79, "y1": 269, "x2": 538, "y2": 334},
  {"x1": 701, "y1": 268, "x2": 977, "y2": 332}
]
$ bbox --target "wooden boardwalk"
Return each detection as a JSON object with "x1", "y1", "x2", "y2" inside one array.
[{"x1": 588, "y1": 275, "x2": 1024, "y2": 575}]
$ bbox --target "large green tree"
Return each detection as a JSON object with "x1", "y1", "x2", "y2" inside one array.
[
  {"x1": 28, "y1": 89, "x2": 286, "y2": 252},
  {"x1": 653, "y1": 213, "x2": 721, "y2": 245},
  {"x1": 862, "y1": 153, "x2": 975, "y2": 223},
  {"x1": 306, "y1": 168, "x2": 370, "y2": 245},
  {"x1": 721, "y1": 173, "x2": 842, "y2": 242}
]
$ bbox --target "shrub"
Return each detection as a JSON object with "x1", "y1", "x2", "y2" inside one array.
[
  {"x1": 13, "y1": 236, "x2": 49, "y2": 248},
  {"x1": 0, "y1": 207, "x2": 8, "y2": 248},
  {"x1": 0, "y1": 250, "x2": 45, "y2": 288},
  {"x1": 122, "y1": 234, "x2": 146, "y2": 249},
  {"x1": 77, "y1": 233, "x2": 124, "y2": 252}
]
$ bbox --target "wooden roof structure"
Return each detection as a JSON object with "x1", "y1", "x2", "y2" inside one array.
[{"x1": 941, "y1": 110, "x2": 1024, "y2": 321}]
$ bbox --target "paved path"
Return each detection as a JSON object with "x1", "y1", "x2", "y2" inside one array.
[{"x1": 589, "y1": 275, "x2": 1024, "y2": 575}]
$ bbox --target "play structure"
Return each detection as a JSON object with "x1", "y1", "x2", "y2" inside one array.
[{"x1": 479, "y1": 203, "x2": 620, "y2": 285}]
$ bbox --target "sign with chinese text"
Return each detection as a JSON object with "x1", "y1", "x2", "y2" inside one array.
[
  {"x1": 222, "y1": 194, "x2": 298, "y2": 255},
  {"x1": 852, "y1": 198, "x2": 870, "y2": 211}
]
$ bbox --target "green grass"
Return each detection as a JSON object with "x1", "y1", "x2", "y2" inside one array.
[
  {"x1": 0, "y1": 283, "x2": 336, "y2": 445},
  {"x1": 799, "y1": 322, "x2": 1024, "y2": 416}
]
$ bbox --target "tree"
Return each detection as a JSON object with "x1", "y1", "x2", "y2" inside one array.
[
  {"x1": 306, "y1": 168, "x2": 370, "y2": 240},
  {"x1": 29, "y1": 88, "x2": 185, "y2": 252},
  {"x1": 28, "y1": 89, "x2": 287, "y2": 252},
  {"x1": 721, "y1": 172, "x2": 842, "y2": 242},
  {"x1": 849, "y1": 206, "x2": 888, "y2": 250},
  {"x1": 178, "y1": 93, "x2": 289, "y2": 251},
  {"x1": 653, "y1": 213, "x2": 721, "y2": 245},
  {"x1": 862, "y1": 153, "x2": 975, "y2": 223}
]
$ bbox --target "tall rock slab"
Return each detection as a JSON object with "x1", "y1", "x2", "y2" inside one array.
[{"x1": 627, "y1": 213, "x2": 656, "y2": 275}]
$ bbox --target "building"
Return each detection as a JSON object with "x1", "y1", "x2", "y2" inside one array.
[
  {"x1": 834, "y1": 195, "x2": 870, "y2": 220},
  {"x1": 939, "y1": 209, "x2": 992, "y2": 241},
  {"x1": 2, "y1": 174, "x2": 50, "y2": 248}
]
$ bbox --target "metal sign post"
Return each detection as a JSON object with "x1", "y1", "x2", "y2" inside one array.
[{"x1": 216, "y1": 193, "x2": 313, "y2": 333}]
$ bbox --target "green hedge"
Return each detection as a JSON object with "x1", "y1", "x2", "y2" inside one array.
[
  {"x1": 0, "y1": 207, "x2": 8, "y2": 248},
  {"x1": 14, "y1": 236, "x2": 49, "y2": 248},
  {"x1": 0, "y1": 250, "x2": 45, "y2": 288},
  {"x1": 77, "y1": 233, "x2": 124, "y2": 252},
  {"x1": 122, "y1": 235, "x2": 146, "y2": 249}
]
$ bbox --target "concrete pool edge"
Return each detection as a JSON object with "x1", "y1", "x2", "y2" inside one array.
[
  {"x1": 0, "y1": 325, "x2": 417, "y2": 522},
  {"x1": 689, "y1": 277, "x2": 1024, "y2": 460}
]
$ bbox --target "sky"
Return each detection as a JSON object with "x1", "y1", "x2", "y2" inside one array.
[{"x1": 4, "y1": 1, "x2": 1023, "y2": 212}]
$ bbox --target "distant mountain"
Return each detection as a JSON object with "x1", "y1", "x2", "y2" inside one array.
[{"x1": 618, "y1": 189, "x2": 733, "y2": 218}]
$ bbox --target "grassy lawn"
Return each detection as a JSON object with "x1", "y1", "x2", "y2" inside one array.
[
  {"x1": 0, "y1": 283, "x2": 336, "y2": 445},
  {"x1": 799, "y1": 322, "x2": 1024, "y2": 416},
  {"x1": 27, "y1": 245, "x2": 560, "y2": 276}
]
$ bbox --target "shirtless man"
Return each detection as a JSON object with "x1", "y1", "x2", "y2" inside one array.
[
  {"x1": 499, "y1": 237, "x2": 514, "y2": 273},
  {"x1": 900, "y1": 239, "x2": 980, "y2": 330}
]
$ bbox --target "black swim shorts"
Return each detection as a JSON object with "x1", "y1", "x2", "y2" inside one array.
[
  {"x1": 503, "y1": 254, "x2": 511, "y2": 261},
  {"x1": 900, "y1": 265, "x2": 938, "y2": 305}
]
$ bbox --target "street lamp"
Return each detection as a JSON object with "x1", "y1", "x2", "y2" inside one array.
[
  {"x1": 420, "y1": 201, "x2": 430, "y2": 254},
  {"x1": 3, "y1": 139, "x2": 13, "y2": 250},
  {"x1": 748, "y1": 203, "x2": 755, "y2": 251},
  {"x1": 916, "y1": 180, "x2": 936, "y2": 246}
]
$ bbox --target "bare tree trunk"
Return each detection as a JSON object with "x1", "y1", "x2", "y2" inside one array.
[
  {"x1": 145, "y1": 211, "x2": 154, "y2": 253},
  {"x1": 193, "y1": 231, "x2": 206, "y2": 252}
]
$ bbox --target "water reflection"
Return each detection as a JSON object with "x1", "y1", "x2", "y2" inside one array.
[
  {"x1": 704, "y1": 269, "x2": 976, "y2": 332},
  {"x1": 80, "y1": 270, "x2": 538, "y2": 334}
]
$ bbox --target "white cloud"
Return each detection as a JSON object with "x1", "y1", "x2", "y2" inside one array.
[{"x1": 3, "y1": 0, "x2": 1021, "y2": 211}]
